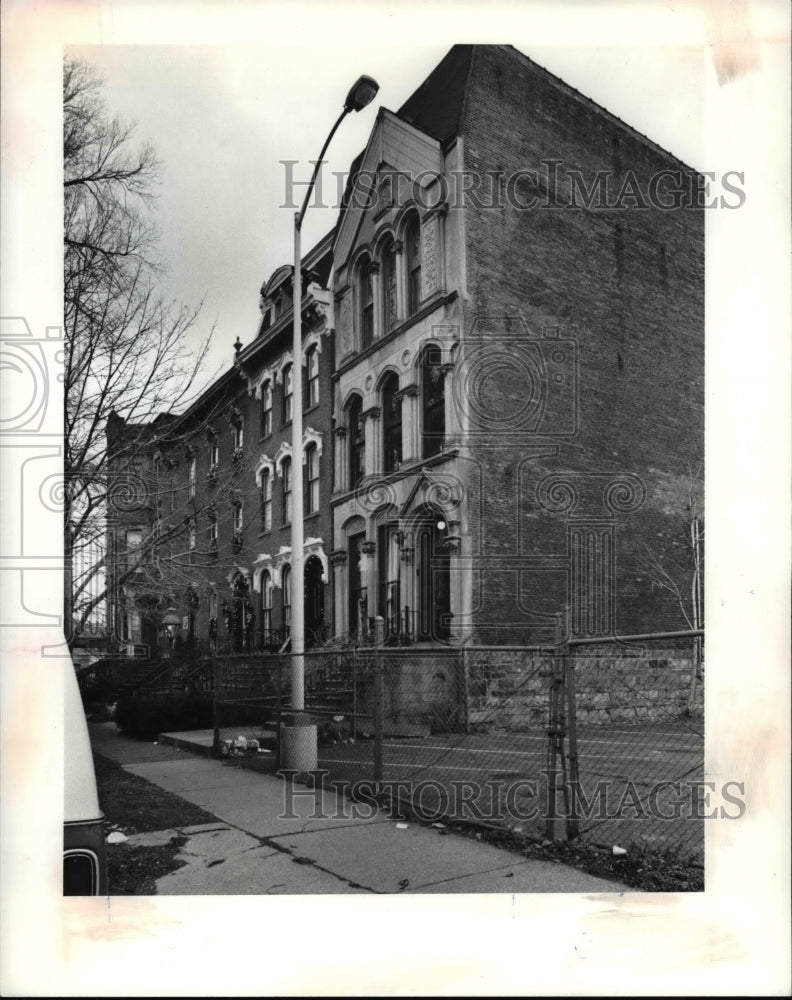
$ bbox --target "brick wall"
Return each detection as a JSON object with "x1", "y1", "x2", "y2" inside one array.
[{"x1": 457, "y1": 46, "x2": 704, "y2": 643}]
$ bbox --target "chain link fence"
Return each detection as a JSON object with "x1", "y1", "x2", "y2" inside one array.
[{"x1": 204, "y1": 623, "x2": 705, "y2": 862}]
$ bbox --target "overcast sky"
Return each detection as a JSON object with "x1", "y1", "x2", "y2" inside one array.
[{"x1": 68, "y1": 37, "x2": 707, "y2": 384}]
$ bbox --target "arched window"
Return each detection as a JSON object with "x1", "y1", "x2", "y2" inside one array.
[
  {"x1": 305, "y1": 443, "x2": 319, "y2": 514},
  {"x1": 305, "y1": 347, "x2": 319, "y2": 408},
  {"x1": 282, "y1": 456, "x2": 292, "y2": 523},
  {"x1": 381, "y1": 239, "x2": 397, "y2": 334},
  {"x1": 358, "y1": 256, "x2": 374, "y2": 349},
  {"x1": 422, "y1": 345, "x2": 446, "y2": 458},
  {"x1": 382, "y1": 373, "x2": 402, "y2": 473},
  {"x1": 260, "y1": 380, "x2": 272, "y2": 437},
  {"x1": 405, "y1": 215, "x2": 421, "y2": 316},
  {"x1": 260, "y1": 469, "x2": 272, "y2": 531},
  {"x1": 283, "y1": 364, "x2": 293, "y2": 423},
  {"x1": 261, "y1": 570, "x2": 273, "y2": 637},
  {"x1": 347, "y1": 395, "x2": 365, "y2": 489},
  {"x1": 282, "y1": 565, "x2": 292, "y2": 632}
]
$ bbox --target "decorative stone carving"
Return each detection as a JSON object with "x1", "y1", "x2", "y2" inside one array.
[
  {"x1": 338, "y1": 291, "x2": 353, "y2": 359},
  {"x1": 330, "y1": 549, "x2": 348, "y2": 567},
  {"x1": 361, "y1": 540, "x2": 376, "y2": 556},
  {"x1": 421, "y1": 217, "x2": 439, "y2": 298}
]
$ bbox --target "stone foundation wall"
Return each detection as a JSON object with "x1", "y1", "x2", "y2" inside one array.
[{"x1": 465, "y1": 647, "x2": 702, "y2": 731}]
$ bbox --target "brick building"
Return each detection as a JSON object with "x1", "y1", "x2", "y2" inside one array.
[
  {"x1": 106, "y1": 232, "x2": 335, "y2": 656},
  {"x1": 330, "y1": 44, "x2": 703, "y2": 648},
  {"x1": 105, "y1": 44, "x2": 703, "y2": 666}
]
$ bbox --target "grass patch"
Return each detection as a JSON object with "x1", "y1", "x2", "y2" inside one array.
[
  {"x1": 107, "y1": 840, "x2": 188, "y2": 895},
  {"x1": 93, "y1": 751, "x2": 219, "y2": 833}
]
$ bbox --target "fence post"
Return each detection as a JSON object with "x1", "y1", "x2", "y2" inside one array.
[
  {"x1": 275, "y1": 654, "x2": 283, "y2": 768},
  {"x1": 545, "y1": 612, "x2": 569, "y2": 840},
  {"x1": 351, "y1": 651, "x2": 358, "y2": 742},
  {"x1": 373, "y1": 616, "x2": 384, "y2": 788},
  {"x1": 212, "y1": 651, "x2": 220, "y2": 758},
  {"x1": 564, "y1": 633, "x2": 580, "y2": 839}
]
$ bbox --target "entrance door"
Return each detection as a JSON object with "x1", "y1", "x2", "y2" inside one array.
[
  {"x1": 348, "y1": 533, "x2": 366, "y2": 638},
  {"x1": 231, "y1": 577, "x2": 252, "y2": 652},
  {"x1": 304, "y1": 555, "x2": 325, "y2": 648},
  {"x1": 416, "y1": 514, "x2": 450, "y2": 641}
]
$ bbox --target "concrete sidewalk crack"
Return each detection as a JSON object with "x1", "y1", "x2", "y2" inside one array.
[{"x1": 401, "y1": 858, "x2": 535, "y2": 893}]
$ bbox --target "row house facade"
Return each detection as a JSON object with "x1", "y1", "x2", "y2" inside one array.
[
  {"x1": 106, "y1": 233, "x2": 336, "y2": 656},
  {"x1": 106, "y1": 44, "x2": 703, "y2": 664}
]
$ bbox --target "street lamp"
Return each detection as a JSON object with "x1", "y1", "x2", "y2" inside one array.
[
  {"x1": 288, "y1": 75, "x2": 378, "y2": 755},
  {"x1": 162, "y1": 607, "x2": 181, "y2": 660}
]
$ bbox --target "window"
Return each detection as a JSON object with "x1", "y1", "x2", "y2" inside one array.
[
  {"x1": 305, "y1": 444, "x2": 319, "y2": 514},
  {"x1": 188, "y1": 454, "x2": 196, "y2": 498},
  {"x1": 305, "y1": 347, "x2": 319, "y2": 408},
  {"x1": 232, "y1": 419, "x2": 244, "y2": 451},
  {"x1": 208, "y1": 511, "x2": 218, "y2": 548},
  {"x1": 405, "y1": 215, "x2": 421, "y2": 315},
  {"x1": 422, "y1": 346, "x2": 446, "y2": 458},
  {"x1": 260, "y1": 381, "x2": 272, "y2": 437},
  {"x1": 282, "y1": 565, "x2": 292, "y2": 632},
  {"x1": 232, "y1": 501, "x2": 243, "y2": 535},
  {"x1": 282, "y1": 457, "x2": 292, "y2": 522},
  {"x1": 358, "y1": 257, "x2": 374, "y2": 349},
  {"x1": 261, "y1": 571, "x2": 273, "y2": 635},
  {"x1": 382, "y1": 374, "x2": 402, "y2": 473},
  {"x1": 208, "y1": 436, "x2": 219, "y2": 468},
  {"x1": 382, "y1": 240, "x2": 398, "y2": 334},
  {"x1": 283, "y1": 365, "x2": 293, "y2": 423},
  {"x1": 348, "y1": 395, "x2": 365, "y2": 489},
  {"x1": 260, "y1": 469, "x2": 272, "y2": 532},
  {"x1": 188, "y1": 518, "x2": 196, "y2": 550}
]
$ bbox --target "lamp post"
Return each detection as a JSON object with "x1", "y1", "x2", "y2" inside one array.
[
  {"x1": 162, "y1": 606, "x2": 181, "y2": 693},
  {"x1": 287, "y1": 76, "x2": 378, "y2": 754}
]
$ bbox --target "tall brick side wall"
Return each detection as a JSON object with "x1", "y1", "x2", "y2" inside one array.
[{"x1": 457, "y1": 46, "x2": 704, "y2": 644}]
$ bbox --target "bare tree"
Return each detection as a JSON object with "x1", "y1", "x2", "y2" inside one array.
[
  {"x1": 63, "y1": 56, "x2": 216, "y2": 638},
  {"x1": 639, "y1": 464, "x2": 704, "y2": 711}
]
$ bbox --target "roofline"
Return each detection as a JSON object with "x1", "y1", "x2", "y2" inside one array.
[{"x1": 500, "y1": 44, "x2": 700, "y2": 173}]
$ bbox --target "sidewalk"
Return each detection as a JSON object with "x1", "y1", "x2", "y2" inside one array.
[{"x1": 90, "y1": 722, "x2": 628, "y2": 895}]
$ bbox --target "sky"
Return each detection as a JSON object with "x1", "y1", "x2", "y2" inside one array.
[{"x1": 68, "y1": 35, "x2": 708, "y2": 386}]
